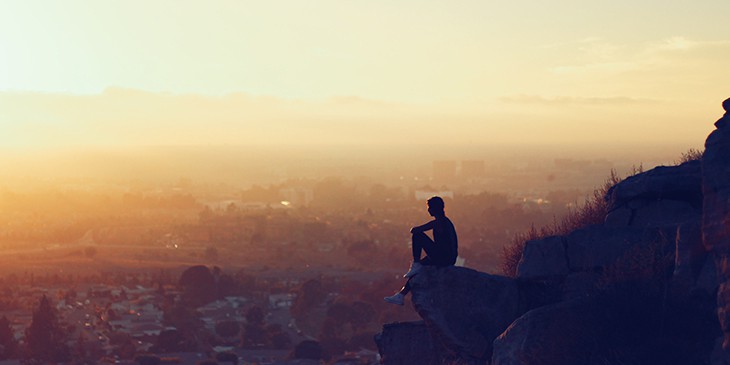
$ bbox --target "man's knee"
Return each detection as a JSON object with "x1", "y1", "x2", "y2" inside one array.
[{"x1": 412, "y1": 231, "x2": 431, "y2": 246}]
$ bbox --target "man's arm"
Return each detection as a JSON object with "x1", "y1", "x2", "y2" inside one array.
[{"x1": 410, "y1": 220, "x2": 435, "y2": 234}]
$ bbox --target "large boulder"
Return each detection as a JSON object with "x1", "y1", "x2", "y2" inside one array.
[
  {"x1": 492, "y1": 299, "x2": 603, "y2": 365},
  {"x1": 493, "y1": 290, "x2": 720, "y2": 365},
  {"x1": 518, "y1": 224, "x2": 680, "y2": 281},
  {"x1": 374, "y1": 321, "x2": 441, "y2": 365},
  {"x1": 516, "y1": 226, "x2": 653, "y2": 277},
  {"x1": 703, "y1": 98, "x2": 730, "y2": 349},
  {"x1": 564, "y1": 225, "x2": 648, "y2": 271},
  {"x1": 606, "y1": 161, "x2": 702, "y2": 228},
  {"x1": 408, "y1": 266, "x2": 521, "y2": 363},
  {"x1": 516, "y1": 236, "x2": 569, "y2": 279}
]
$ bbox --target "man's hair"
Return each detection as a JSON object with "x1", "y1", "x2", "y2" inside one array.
[{"x1": 427, "y1": 196, "x2": 445, "y2": 211}]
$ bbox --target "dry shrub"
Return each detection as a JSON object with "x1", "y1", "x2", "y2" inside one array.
[
  {"x1": 501, "y1": 225, "x2": 549, "y2": 278},
  {"x1": 597, "y1": 234, "x2": 674, "y2": 290},
  {"x1": 501, "y1": 169, "x2": 632, "y2": 277},
  {"x1": 675, "y1": 148, "x2": 704, "y2": 165}
]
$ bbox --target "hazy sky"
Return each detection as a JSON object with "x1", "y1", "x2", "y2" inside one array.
[{"x1": 1, "y1": 1, "x2": 728, "y2": 147}]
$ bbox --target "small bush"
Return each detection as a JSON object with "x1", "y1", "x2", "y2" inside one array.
[{"x1": 675, "y1": 148, "x2": 704, "y2": 165}]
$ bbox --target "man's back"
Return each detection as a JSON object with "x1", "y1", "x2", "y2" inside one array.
[{"x1": 433, "y1": 216, "x2": 458, "y2": 265}]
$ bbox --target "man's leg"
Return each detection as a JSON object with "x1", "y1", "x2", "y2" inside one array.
[
  {"x1": 400, "y1": 280, "x2": 411, "y2": 294},
  {"x1": 387, "y1": 257, "x2": 439, "y2": 304},
  {"x1": 413, "y1": 232, "x2": 449, "y2": 265},
  {"x1": 404, "y1": 232, "x2": 432, "y2": 278},
  {"x1": 384, "y1": 278, "x2": 413, "y2": 305},
  {"x1": 412, "y1": 232, "x2": 435, "y2": 262}
]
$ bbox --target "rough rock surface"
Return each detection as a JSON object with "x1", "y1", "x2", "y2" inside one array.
[
  {"x1": 606, "y1": 160, "x2": 702, "y2": 227},
  {"x1": 517, "y1": 225, "x2": 662, "y2": 278},
  {"x1": 408, "y1": 266, "x2": 521, "y2": 363},
  {"x1": 492, "y1": 299, "x2": 603, "y2": 365},
  {"x1": 565, "y1": 224, "x2": 649, "y2": 271},
  {"x1": 674, "y1": 220, "x2": 707, "y2": 287},
  {"x1": 374, "y1": 321, "x2": 441, "y2": 365},
  {"x1": 703, "y1": 98, "x2": 730, "y2": 350},
  {"x1": 516, "y1": 236, "x2": 568, "y2": 278},
  {"x1": 493, "y1": 291, "x2": 720, "y2": 365}
]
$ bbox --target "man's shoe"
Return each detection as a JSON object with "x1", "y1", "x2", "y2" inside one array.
[
  {"x1": 384, "y1": 293, "x2": 405, "y2": 305},
  {"x1": 403, "y1": 262, "x2": 423, "y2": 278}
]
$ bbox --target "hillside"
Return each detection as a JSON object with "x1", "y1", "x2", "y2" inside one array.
[{"x1": 376, "y1": 98, "x2": 730, "y2": 365}]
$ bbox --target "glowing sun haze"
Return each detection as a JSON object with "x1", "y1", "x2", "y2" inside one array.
[{"x1": 0, "y1": 0, "x2": 728, "y2": 148}]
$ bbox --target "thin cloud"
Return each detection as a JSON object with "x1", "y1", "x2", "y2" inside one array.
[
  {"x1": 539, "y1": 37, "x2": 604, "y2": 49},
  {"x1": 499, "y1": 95, "x2": 662, "y2": 106},
  {"x1": 645, "y1": 36, "x2": 730, "y2": 53},
  {"x1": 549, "y1": 61, "x2": 638, "y2": 75},
  {"x1": 548, "y1": 36, "x2": 730, "y2": 76}
]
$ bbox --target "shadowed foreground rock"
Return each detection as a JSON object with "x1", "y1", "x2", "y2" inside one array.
[
  {"x1": 410, "y1": 266, "x2": 520, "y2": 363},
  {"x1": 704, "y1": 98, "x2": 730, "y2": 351},
  {"x1": 492, "y1": 299, "x2": 602, "y2": 365},
  {"x1": 374, "y1": 321, "x2": 440, "y2": 365},
  {"x1": 377, "y1": 267, "x2": 529, "y2": 365},
  {"x1": 376, "y1": 267, "x2": 560, "y2": 365}
]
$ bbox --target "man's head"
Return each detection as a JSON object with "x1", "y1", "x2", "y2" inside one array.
[{"x1": 427, "y1": 196, "x2": 445, "y2": 217}]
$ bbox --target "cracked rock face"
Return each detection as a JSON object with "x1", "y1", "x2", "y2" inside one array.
[
  {"x1": 703, "y1": 98, "x2": 730, "y2": 350},
  {"x1": 408, "y1": 266, "x2": 521, "y2": 364},
  {"x1": 374, "y1": 321, "x2": 441, "y2": 365}
]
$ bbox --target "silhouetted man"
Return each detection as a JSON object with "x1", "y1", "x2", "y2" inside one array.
[{"x1": 384, "y1": 196, "x2": 458, "y2": 305}]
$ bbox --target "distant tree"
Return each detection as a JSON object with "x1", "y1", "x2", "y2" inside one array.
[
  {"x1": 234, "y1": 270, "x2": 257, "y2": 294},
  {"x1": 291, "y1": 340, "x2": 323, "y2": 360},
  {"x1": 290, "y1": 279, "x2": 325, "y2": 321},
  {"x1": 319, "y1": 333, "x2": 347, "y2": 360},
  {"x1": 347, "y1": 332, "x2": 377, "y2": 351},
  {"x1": 107, "y1": 332, "x2": 136, "y2": 359},
  {"x1": 270, "y1": 331, "x2": 292, "y2": 350},
  {"x1": 326, "y1": 301, "x2": 352, "y2": 324},
  {"x1": 72, "y1": 332, "x2": 101, "y2": 365},
  {"x1": 215, "y1": 351, "x2": 239, "y2": 364},
  {"x1": 242, "y1": 323, "x2": 267, "y2": 349},
  {"x1": 0, "y1": 316, "x2": 18, "y2": 359},
  {"x1": 179, "y1": 265, "x2": 217, "y2": 307},
  {"x1": 214, "y1": 320, "x2": 240, "y2": 338},
  {"x1": 163, "y1": 301, "x2": 203, "y2": 332},
  {"x1": 134, "y1": 354, "x2": 161, "y2": 365},
  {"x1": 216, "y1": 274, "x2": 237, "y2": 298},
  {"x1": 265, "y1": 323, "x2": 292, "y2": 349},
  {"x1": 242, "y1": 306, "x2": 267, "y2": 348},
  {"x1": 153, "y1": 329, "x2": 185, "y2": 353},
  {"x1": 349, "y1": 301, "x2": 376, "y2": 332},
  {"x1": 245, "y1": 306, "x2": 265, "y2": 326},
  {"x1": 319, "y1": 316, "x2": 349, "y2": 357},
  {"x1": 25, "y1": 295, "x2": 70, "y2": 363}
]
